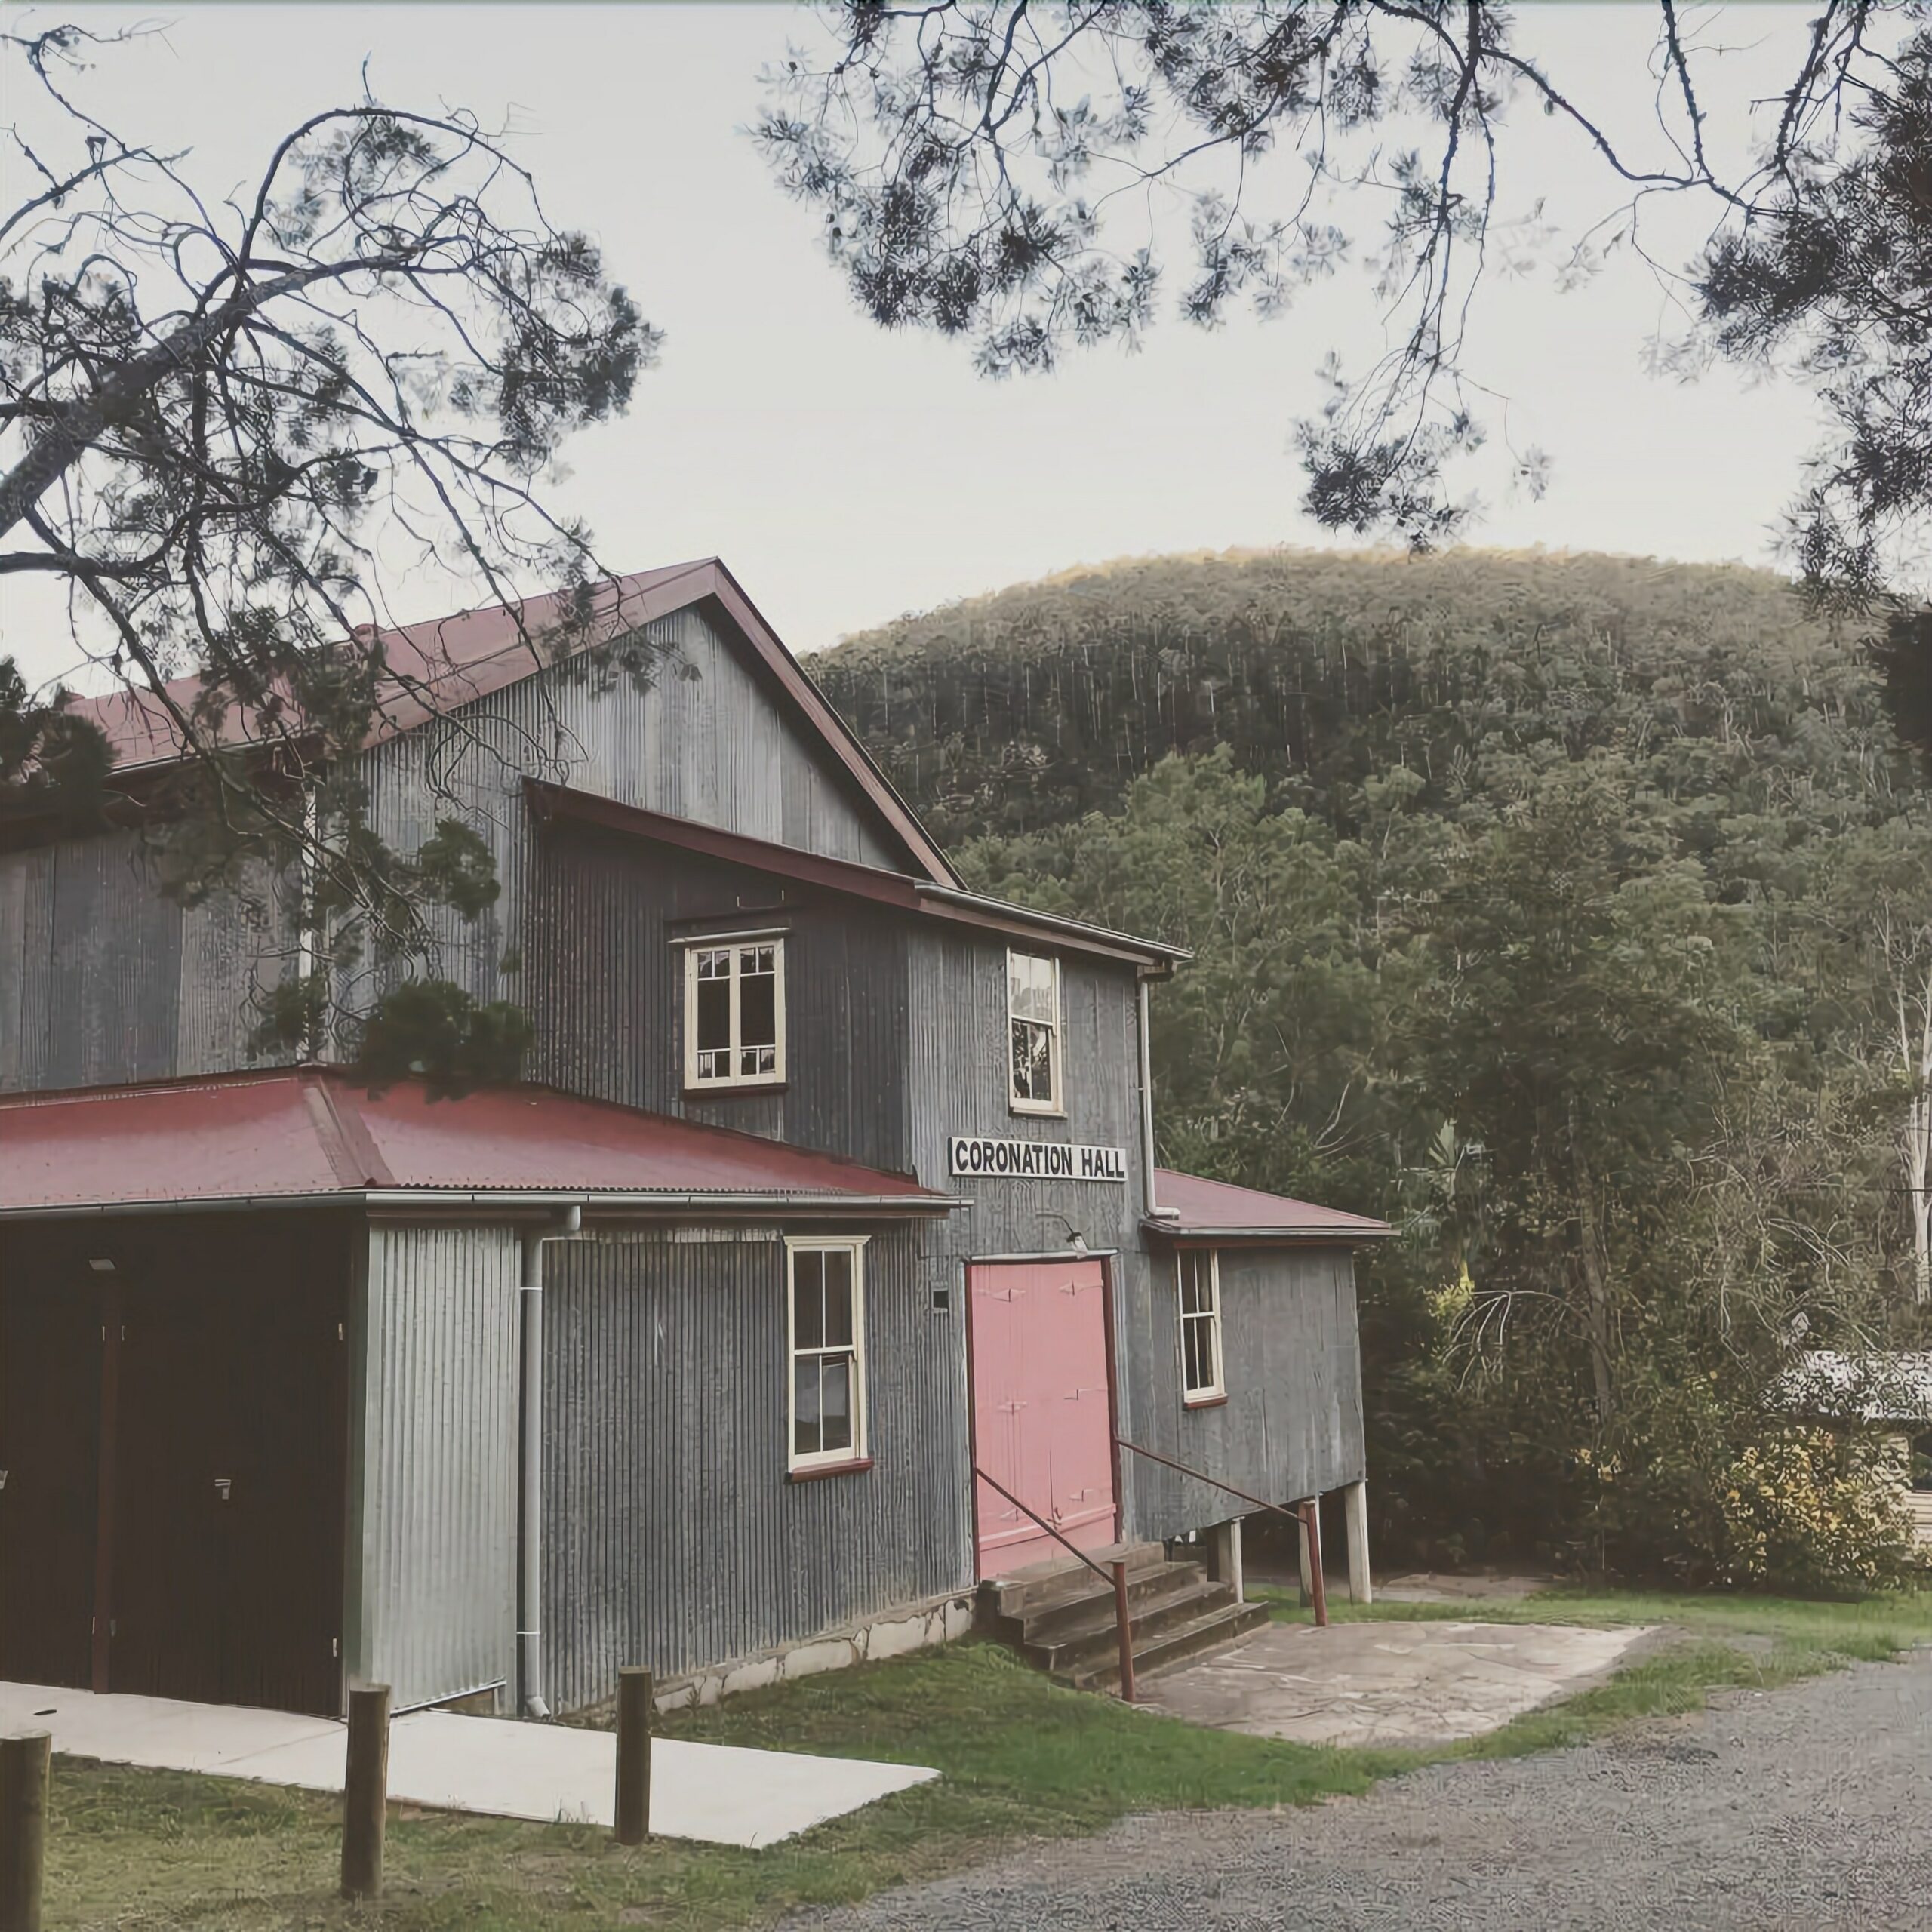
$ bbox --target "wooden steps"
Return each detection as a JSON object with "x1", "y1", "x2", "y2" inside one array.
[{"x1": 977, "y1": 1541, "x2": 1269, "y2": 1694}]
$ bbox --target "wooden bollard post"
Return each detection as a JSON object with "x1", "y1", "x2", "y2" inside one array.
[
  {"x1": 614, "y1": 1667, "x2": 652, "y2": 1845},
  {"x1": 0, "y1": 1731, "x2": 50, "y2": 1932},
  {"x1": 340, "y1": 1685, "x2": 391, "y2": 1901}
]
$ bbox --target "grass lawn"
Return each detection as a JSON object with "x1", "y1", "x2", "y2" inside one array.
[{"x1": 38, "y1": 1583, "x2": 1932, "y2": 1931}]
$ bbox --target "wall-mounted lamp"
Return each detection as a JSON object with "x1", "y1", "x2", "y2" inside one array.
[{"x1": 88, "y1": 1257, "x2": 115, "y2": 1273}]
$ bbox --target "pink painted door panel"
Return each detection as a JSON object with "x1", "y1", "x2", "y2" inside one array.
[{"x1": 970, "y1": 1259, "x2": 1116, "y2": 1577}]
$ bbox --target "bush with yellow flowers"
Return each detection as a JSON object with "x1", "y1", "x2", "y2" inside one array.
[{"x1": 1715, "y1": 1429, "x2": 1917, "y2": 1592}]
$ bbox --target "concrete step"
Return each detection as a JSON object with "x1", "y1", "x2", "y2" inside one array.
[
  {"x1": 977, "y1": 1540, "x2": 1167, "y2": 1621},
  {"x1": 1063, "y1": 1596, "x2": 1272, "y2": 1695},
  {"x1": 990, "y1": 1558, "x2": 1211, "y2": 1650},
  {"x1": 1025, "y1": 1577, "x2": 1241, "y2": 1676}
]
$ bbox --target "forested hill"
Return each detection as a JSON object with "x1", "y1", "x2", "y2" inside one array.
[
  {"x1": 818, "y1": 549, "x2": 1932, "y2": 1588},
  {"x1": 812, "y1": 549, "x2": 1872, "y2": 845}
]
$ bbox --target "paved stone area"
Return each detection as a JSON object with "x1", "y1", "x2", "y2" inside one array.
[
  {"x1": 1139, "y1": 1617, "x2": 1654, "y2": 1748},
  {"x1": 786, "y1": 1647, "x2": 1932, "y2": 1930},
  {"x1": 0, "y1": 1678, "x2": 934, "y2": 1848}
]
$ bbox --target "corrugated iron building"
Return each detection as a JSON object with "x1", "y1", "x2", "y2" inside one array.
[{"x1": 0, "y1": 559, "x2": 1389, "y2": 1718}]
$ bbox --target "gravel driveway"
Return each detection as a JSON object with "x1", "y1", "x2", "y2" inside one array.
[{"x1": 786, "y1": 1647, "x2": 1932, "y2": 1931}]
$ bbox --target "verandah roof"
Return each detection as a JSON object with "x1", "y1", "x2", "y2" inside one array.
[
  {"x1": 0, "y1": 1069, "x2": 958, "y2": 1219},
  {"x1": 1147, "y1": 1168, "x2": 1392, "y2": 1245}
]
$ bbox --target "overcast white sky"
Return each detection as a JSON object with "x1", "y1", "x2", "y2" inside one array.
[{"x1": 1, "y1": 3, "x2": 1831, "y2": 686}]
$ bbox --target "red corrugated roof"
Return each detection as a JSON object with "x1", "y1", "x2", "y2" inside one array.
[
  {"x1": 0, "y1": 1070, "x2": 954, "y2": 1217},
  {"x1": 63, "y1": 561, "x2": 709, "y2": 771},
  {"x1": 1149, "y1": 1168, "x2": 1392, "y2": 1243}
]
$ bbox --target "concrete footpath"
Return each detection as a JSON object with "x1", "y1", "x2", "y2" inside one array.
[
  {"x1": 0, "y1": 1679, "x2": 935, "y2": 1848},
  {"x1": 1140, "y1": 1618, "x2": 1656, "y2": 1748}
]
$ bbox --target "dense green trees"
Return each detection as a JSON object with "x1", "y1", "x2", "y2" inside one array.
[{"x1": 821, "y1": 549, "x2": 1931, "y2": 1581}]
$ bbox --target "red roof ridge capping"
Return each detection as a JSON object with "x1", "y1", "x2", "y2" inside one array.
[
  {"x1": 51, "y1": 557, "x2": 958, "y2": 887},
  {"x1": 0, "y1": 1067, "x2": 958, "y2": 1217},
  {"x1": 1149, "y1": 1167, "x2": 1392, "y2": 1243}
]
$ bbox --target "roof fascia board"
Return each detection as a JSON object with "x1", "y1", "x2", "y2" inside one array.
[
  {"x1": 699, "y1": 564, "x2": 960, "y2": 888},
  {"x1": 528, "y1": 780, "x2": 1180, "y2": 968}
]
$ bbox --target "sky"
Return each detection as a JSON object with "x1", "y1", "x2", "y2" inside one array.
[{"x1": 0, "y1": 2, "x2": 1832, "y2": 687}]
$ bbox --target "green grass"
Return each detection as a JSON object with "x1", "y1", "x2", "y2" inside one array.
[{"x1": 39, "y1": 1585, "x2": 1932, "y2": 1931}]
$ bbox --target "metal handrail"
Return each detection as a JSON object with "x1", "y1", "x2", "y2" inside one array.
[
  {"x1": 973, "y1": 1464, "x2": 1140, "y2": 1700},
  {"x1": 1113, "y1": 1435, "x2": 1330, "y2": 1628}
]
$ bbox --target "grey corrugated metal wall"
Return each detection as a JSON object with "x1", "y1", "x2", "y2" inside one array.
[
  {"x1": 347, "y1": 1222, "x2": 521, "y2": 1711},
  {"x1": 0, "y1": 834, "x2": 294, "y2": 1094},
  {"x1": 2, "y1": 598, "x2": 911, "y2": 1094},
  {"x1": 1115, "y1": 1244, "x2": 1367, "y2": 1537},
  {"x1": 540, "y1": 1225, "x2": 968, "y2": 1712},
  {"x1": 528, "y1": 829, "x2": 912, "y2": 1172},
  {"x1": 343, "y1": 601, "x2": 908, "y2": 1040}
]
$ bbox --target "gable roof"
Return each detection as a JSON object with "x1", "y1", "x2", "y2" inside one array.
[
  {"x1": 58, "y1": 558, "x2": 958, "y2": 885},
  {"x1": 1146, "y1": 1168, "x2": 1392, "y2": 1244},
  {"x1": 0, "y1": 1068, "x2": 959, "y2": 1220}
]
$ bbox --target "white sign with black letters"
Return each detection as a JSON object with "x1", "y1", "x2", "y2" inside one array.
[{"x1": 948, "y1": 1135, "x2": 1128, "y2": 1183}]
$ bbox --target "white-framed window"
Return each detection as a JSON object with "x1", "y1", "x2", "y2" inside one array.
[
  {"x1": 1008, "y1": 949, "x2": 1063, "y2": 1115},
  {"x1": 683, "y1": 935, "x2": 786, "y2": 1089},
  {"x1": 786, "y1": 1238, "x2": 869, "y2": 1471},
  {"x1": 1177, "y1": 1249, "x2": 1225, "y2": 1404}
]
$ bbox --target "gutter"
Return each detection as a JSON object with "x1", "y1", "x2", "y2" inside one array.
[
  {"x1": 0, "y1": 1189, "x2": 968, "y2": 1223},
  {"x1": 1140, "y1": 1219, "x2": 1398, "y2": 1243}
]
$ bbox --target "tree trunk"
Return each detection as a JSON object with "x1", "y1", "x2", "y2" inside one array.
[
  {"x1": 1909, "y1": 1091, "x2": 1932, "y2": 1307},
  {"x1": 1574, "y1": 1151, "x2": 1616, "y2": 1428}
]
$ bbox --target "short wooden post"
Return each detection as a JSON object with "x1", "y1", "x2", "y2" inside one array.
[
  {"x1": 614, "y1": 1667, "x2": 653, "y2": 1844},
  {"x1": 0, "y1": 1731, "x2": 50, "y2": 1932},
  {"x1": 1111, "y1": 1561, "x2": 1137, "y2": 1703},
  {"x1": 1296, "y1": 1509, "x2": 1315, "y2": 1606},
  {"x1": 340, "y1": 1685, "x2": 390, "y2": 1901},
  {"x1": 1302, "y1": 1500, "x2": 1330, "y2": 1628},
  {"x1": 1345, "y1": 1478, "x2": 1373, "y2": 1606}
]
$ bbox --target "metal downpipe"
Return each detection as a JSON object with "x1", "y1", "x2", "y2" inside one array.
[{"x1": 518, "y1": 1202, "x2": 581, "y2": 1718}]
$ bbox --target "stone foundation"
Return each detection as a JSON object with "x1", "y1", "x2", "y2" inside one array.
[{"x1": 643, "y1": 1589, "x2": 977, "y2": 1714}]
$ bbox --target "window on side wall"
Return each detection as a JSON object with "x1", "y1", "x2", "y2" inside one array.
[
  {"x1": 1008, "y1": 949, "x2": 1063, "y2": 1115},
  {"x1": 1177, "y1": 1249, "x2": 1225, "y2": 1404},
  {"x1": 787, "y1": 1238, "x2": 869, "y2": 1472},
  {"x1": 685, "y1": 936, "x2": 785, "y2": 1090}
]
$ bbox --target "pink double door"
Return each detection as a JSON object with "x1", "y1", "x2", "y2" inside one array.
[{"x1": 968, "y1": 1258, "x2": 1118, "y2": 1577}]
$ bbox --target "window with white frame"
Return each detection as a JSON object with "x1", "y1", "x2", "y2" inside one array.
[
  {"x1": 684, "y1": 936, "x2": 785, "y2": 1088},
  {"x1": 1008, "y1": 949, "x2": 1063, "y2": 1113},
  {"x1": 1177, "y1": 1249, "x2": 1225, "y2": 1403},
  {"x1": 787, "y1": 1238, "x2": 868, "y2": 1469}
]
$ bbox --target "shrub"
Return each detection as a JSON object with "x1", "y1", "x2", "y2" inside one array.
[{"x1": 1715, "y1": 1429, "x2": 1915, "y2": 1592}]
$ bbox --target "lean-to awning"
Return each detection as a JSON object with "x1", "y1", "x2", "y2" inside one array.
[
  {"x1": 1146, "y1": 1168, "x2": 1392, "y2": 1245},
  {"x1": 0, "y1": 1069, "x2": 961, "y2": 1220}
]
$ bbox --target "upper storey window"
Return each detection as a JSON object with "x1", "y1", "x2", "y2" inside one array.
[
  {"x1": 1008, "y1": 949, "x2": 1063, "y2": 1115},
  {"x1": 685, "y1": 936, "x2": 786, "y2": 1089}
]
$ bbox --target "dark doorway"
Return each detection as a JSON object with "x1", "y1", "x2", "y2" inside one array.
[
  {"x1": 0, "y1": 1270, "x2": 101, "y2": 1689},
  {"x1": 0, "y1": 1215, "x2": 350, "y2": 1717}
]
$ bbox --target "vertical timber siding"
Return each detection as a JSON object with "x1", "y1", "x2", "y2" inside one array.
[
  {"x1": 540, "y1": 1226, "x2": 968, "y2": 1712},
  {"x1": 347, "y1": 1222, "x2": 521, "y2": 1712}
]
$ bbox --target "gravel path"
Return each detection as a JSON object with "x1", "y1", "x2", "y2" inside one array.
[{"x1": 786, "y1": 1647, "x2": 1932, "y2": 1931}]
